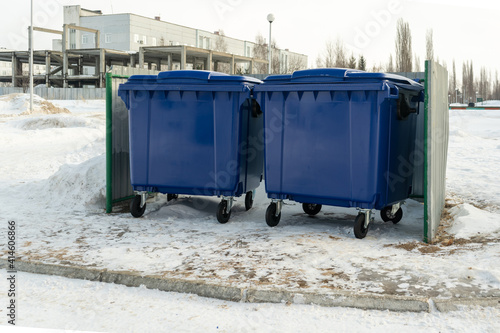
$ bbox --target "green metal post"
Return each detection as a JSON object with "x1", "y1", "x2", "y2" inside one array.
[
  {"x1": 423, "y1": 61, "x2": 429, "y2": 243},
  {"x1": 106, "y1": 72, "x2": 113, "y2": 213}
]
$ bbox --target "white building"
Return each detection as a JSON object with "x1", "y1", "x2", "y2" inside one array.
[{"x1": 56, "y1": 5, "x2": 307, "y2": 74}]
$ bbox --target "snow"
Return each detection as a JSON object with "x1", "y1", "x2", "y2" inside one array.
[
  {"x1": 0, "y1": 95, "x2": 499, "y2": 332},
  {"x1": 476, "y1": 100, "x2": 500, "y2": 107},
  {"x1": 449, "y1": 101, "x2": 500, "y2": 107},
  {"x1": 448, "y1": 204, "x2": 500, "y2": 238},
  {"x1": 0, "y1": 94, "x2": 70, "y2": 116},
  {"x1": 1, "y1": 270, "x2": 499, "y2": 333},
  {"x1": 447, "y1": 110, "x2": 500, "y2": 212}
]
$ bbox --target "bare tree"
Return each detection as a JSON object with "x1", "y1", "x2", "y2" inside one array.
[
  {"x1": 357, "y1": 55, "x2": 366, "y2": 71},
  {"x1": 214, "y1": 29, "x2": 228, "y2": 53},
  {"x1": 414, "y1": 54, "x2": 421, "y2": 72},
  {"x1": 251, "y1": 33, "x2": 281, "y2": 74},
  {"x1": 18, "y1": 65, "x2": 30, "y2": 93},
  {"x1": 449, "y1": 59, "x2": 457, "y2": 102},
  {"x1": 347, "y1": 53, "x2": 356, "y2": 69},
  {"x1": 386, "y1": 54, "x2": 394, "y2": 72},
  {"x1": 371, "y1": 62, "x2": 384, "y2": 73},
  {"x1": 462, "y1": 60, "x2": 475, "y2": 103},
  {"x1": 315, "y1": 56, "x2": 324, "y2": 68},
  {"x1": 334, "y1": 38, "x2": 347, "y2": 67},
  {"x1": 287, "y1": 55, "x2": 307, "y2": 73},
  {"x1": 493, "y1": 71, "x2": 500, "y2": 100},
  {"x1": 213, "y1": 30, "x2": 231, "y2": 73},
  {"x1": 271, "y1": 42, "x2": 281, "y2": 74},
  {"x1": 252, "y1": 33, "x2": 268, "y2": 74},
  {"x1": 316, "y1": 38, "x2": 348, "y2": 68},
  {"x1": 395, "y1": 18, "x2": 413, "y2": 72},
  {"x1": 478, "y1": 67, "x2": 490, "y2": 102},
  {"x1": 320, "y1": 40, "x2": 336, "y2": 68},
  {"x1": 425, "y1": 29, "x2": 434, "y2": 61}
]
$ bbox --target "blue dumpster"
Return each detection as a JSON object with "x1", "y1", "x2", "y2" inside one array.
[
  {"x1": 118, "y1": 70, "x2": 264, "y2": 223},
  {"x1": 253, "y1": 68, "x2": 424, "y2": 238}
]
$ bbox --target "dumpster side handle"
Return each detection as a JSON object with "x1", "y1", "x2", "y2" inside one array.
[{"x1": 383, "y1": 82, "x2": 400, "y2": 99}]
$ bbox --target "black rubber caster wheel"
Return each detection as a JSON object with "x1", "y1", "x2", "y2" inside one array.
[
  {"x1": 380, "y1": 206, "x2": 403, "y2": 224},
  {"x1": 265, "y1": 203, "x2": 281, "y2": 227},
  {"x1": 302, "y1": 203, "x2": 322, "y2": 216},
  {"x1": 354, "y1": 213, "x2": 368, "y2": 239},
  {"x1": 130, "y1": 195, "x2": 146, "y2": 218},
  {"x1": 245, "y1": 191, "x2": 253, "y2": 211},
  {"x1": 217, "y1": 200, "x2": 231, "y2": 224},
  {"x1": 167, "y1": 193, "x2": 178, "y2": 202}
]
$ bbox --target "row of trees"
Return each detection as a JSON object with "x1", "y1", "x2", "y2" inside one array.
[
  {"x1": 217, "y1": 20, "x2": 499, "y2": 102},
  {"x1": 212, "y1": 30, "x2": 308, "y2": 75},
  {"x1": 251, "y1": 33, "x2": 307, "y2": 74},
  {"x1": 314, "y1": 19, "x2": 500, "y2": 102}
]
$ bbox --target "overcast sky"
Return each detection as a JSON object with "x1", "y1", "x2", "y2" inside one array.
[{"x1": 2, "y1": 0, "x2": 499, "y2": 77}]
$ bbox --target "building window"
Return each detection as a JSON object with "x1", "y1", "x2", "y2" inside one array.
[
  {"x1": 69, "y1": 28, "x2": 76, "y2": 49},
  {"x1": 142, "y1": 36, "x2": 147, "y2": 45},
  {"x1": 82, "y1": 35, "x2": 88, "y2": 44},
  {"x1": 105, "y1": 33, "x2": 112, "y2": 43},
  {"x1": 152, "y1": 37, "x2": 157, "y2": 46},
  {"x1": 247, "y1": 46, "x2": 251, "y2": 57},
  {"x1": 134, "y1": 34, "x2": 139, "y2": 43}
]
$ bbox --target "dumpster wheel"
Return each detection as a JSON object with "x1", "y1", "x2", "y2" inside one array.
[
  {"x1": 217, "y1": 200, "x2": 231, "y2": 224},
  {"x1": 130, "y1": 195, "x2": 146, "y2": 218},
  {"x1": 380, "y1": 206, "x2": 403, "y2": 224},
  {"x1": 266, "y1": 203, "x2": 281, "y2": 227},
  {"x1": 302, "y1": 203, "x2": 322, "y2": 216},
  {"x1": 245, "y1": 191, "x2": 254, "y2": 211},
  {"x1": 354, "y1": 213, "x2": 369, "y2": 239},
  {"x1": 167, "y1": 194, "x2": 178, "y2": 202}
]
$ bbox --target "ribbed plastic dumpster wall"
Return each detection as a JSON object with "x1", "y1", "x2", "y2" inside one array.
[
  {"x1": 254, "y1": 68, "x2": 424, "y2": 210},
  {"x1": 118, "y1": 71, "x2": 264, "y2": 198}
]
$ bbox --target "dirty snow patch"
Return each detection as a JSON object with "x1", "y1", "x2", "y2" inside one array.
[
  {"x1": 447, "y1": 203, "x2": 500, "y2": 239},
  {"x1": 0, "y1": 93, "x2": 70, "y2": 116},
  {"x1": 28, "y1": 154, "x2": 106, "y2": 213}
]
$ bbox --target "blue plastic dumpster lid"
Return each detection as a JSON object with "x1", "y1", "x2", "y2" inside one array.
[
  {"x1": 127, "y1": 75, "x2": 158, "y2": 84},
  {"x1": 345, "y1": 71, "x2": 423, "y2": 88},
  {"x1": 157, "y1": 70, "x2": 262, "y2": 84},
  {"x1": 262, "y1": 68, "x2": 422, "y2": 89},
  {"x1": 291, "y1": 68, "x2": 364, "y2": 82},
  {"x1": 262, "y1": 74, "x2": 292, "y2": 83}
]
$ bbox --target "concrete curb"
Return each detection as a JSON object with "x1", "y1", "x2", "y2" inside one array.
[{"x1": 2, "y1": 259, "x2": 499, "y2": 313}]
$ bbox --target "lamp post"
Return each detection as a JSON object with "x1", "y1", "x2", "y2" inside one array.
[
  {"x1": 267, "y1": 13, "x2": 275, "y2": 74},
  {"x1": 29, "y1": 0, "x2": 33, "y2": 112}
]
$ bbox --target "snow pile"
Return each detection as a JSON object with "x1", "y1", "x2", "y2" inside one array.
[
  {"x1": 10, "y1": 114, "x2": 102, "y2": 130},
  {"x1": 476, "y1": 100, "x2": 500, "y2": 107},
  {"x1": 450, "y1": 100, "x2": 500, "y2": 107},
  {"x1": 447, "y1": 110, "x2": 500, "y2": 211},
  {"x1": 0, "y1": 93, "x2": 70, "y2": 116},
  {"x1": 51, "y1": 99, "x2": 106, "y2": 114},
  {"x1": 448, "y1": 203, "x2": 500, "y2": 239},
  {"x1": 29, "y1": 154, "x2": 106, "y2": 213}
]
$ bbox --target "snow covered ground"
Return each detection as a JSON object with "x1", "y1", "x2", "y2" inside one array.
[
  {"x1": 1, "y1": 270, "x2": 499, "y2": 333},
  {"x1": 0, "y1": 94, "x2": 499, "y2": 331}
]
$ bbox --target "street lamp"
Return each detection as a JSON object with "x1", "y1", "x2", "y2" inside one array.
[
  {"x1": 29, "y1": 0, "x2": 34, "y2": 112},
  {"x1": 267, "y1": 13, "x2": 275, "y2": 74}
]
